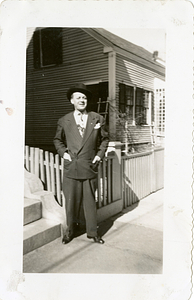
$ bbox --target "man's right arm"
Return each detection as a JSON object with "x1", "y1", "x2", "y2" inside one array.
[{"x1": 53, "y1": 122, "x2": 68, "y2": 158}]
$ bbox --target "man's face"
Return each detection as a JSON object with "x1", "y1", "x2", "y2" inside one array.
[{"x1": 71, "y1": 92, "x2": 87, "y2": 112}]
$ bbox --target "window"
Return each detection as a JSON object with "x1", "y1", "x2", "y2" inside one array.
[
  {"x1": 155, "y1": 88, "x2": 165, "y2": 134},
  {"x1": 119, "y1": 83, "x2": 134, "y2": 120},
  {"x1": 119, "y1": 83, "x2": 153, "y2": 125},
  {"x1": 135, "y1": 87, "x2": 144, "y2": 124},
  {"x1": 33, "y1": 28, "x2": 62, "y2": 69}
]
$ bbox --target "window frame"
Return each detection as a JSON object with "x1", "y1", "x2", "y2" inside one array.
[
  {"x1": 119, "y1": 83, "x2": 154, "y2": 126},
  {"x1": 33, "y1": 27, "x2": 63, "y2": 69},
  {"x1": 155, "y1": 88, "x2": 165, "y2": 135},
  {"x1": 119, "y1": 83, "x2": 135, "y2": 124}
]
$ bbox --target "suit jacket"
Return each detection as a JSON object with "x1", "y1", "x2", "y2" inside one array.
[{"x1": 53, "y1": 111, "x2": 109, "y2": 180}]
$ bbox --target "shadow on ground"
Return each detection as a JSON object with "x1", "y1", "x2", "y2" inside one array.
[{"x1": 73, "y1": 201, "x2": 139, "y2": 238}]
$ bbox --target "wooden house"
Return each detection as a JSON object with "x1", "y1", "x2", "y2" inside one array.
[{"x1": 25, "y1": 27, "x2": 165, "y2": 153}]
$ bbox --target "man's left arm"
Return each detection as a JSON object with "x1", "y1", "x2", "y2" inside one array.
[{"x1": 93, "y1": 116, "x2": 109, "y2": 163}]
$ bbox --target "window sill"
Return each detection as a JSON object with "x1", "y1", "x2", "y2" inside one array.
[{"x1": 34, "y1": 63, "x2": 61, "y2": 70}]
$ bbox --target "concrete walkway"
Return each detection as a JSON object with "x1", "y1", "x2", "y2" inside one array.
[{"x1": 23, "y1": 189, "x2": 163, "y2": 274}]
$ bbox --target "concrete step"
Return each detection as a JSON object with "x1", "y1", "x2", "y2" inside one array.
[
  {"x1": 23, "y1": 218, "x2": 61, "y2": 255},
  {"x1": 24, "y1": 198, "x2": 42, "y2": 225}
]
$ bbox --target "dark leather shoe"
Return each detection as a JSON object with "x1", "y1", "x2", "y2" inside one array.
[
  {"x1": 62, "y1": 235, "x2": 73, "y2": 244},
  {"x1": 87, "y1": 235, "x2": 105, "y2": 244}
]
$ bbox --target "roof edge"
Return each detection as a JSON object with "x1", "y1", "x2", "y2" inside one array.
[{"x1": 82, "y1": 28, "x2": 165, "y2": 71}]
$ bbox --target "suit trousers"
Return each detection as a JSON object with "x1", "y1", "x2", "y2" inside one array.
[{"x1": 63, "y1": 176, "x2": 98, "y2": 238}]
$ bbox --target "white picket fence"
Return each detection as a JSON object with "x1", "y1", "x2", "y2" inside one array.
[
  {"x1": 24, "y1": 146, "x2": 113, "y2": 207},
  {"x1": 25, "y1": 146, "x2": 65, "y2": 204},
  {"x1": 24, "y1": 145, "x2": 164, "y2": 210},
  {"x1": 121, "y1": 147, "x2": 164, "y2": 208}
]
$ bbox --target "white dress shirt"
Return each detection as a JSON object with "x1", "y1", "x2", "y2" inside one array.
[{"x1": 73, "y1": 110, "x2": 88, "y2": 137}]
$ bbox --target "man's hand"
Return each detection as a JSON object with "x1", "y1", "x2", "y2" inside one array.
[
  {"x1": 63, "y1": 152, "x2": 72, "y2": 161},
  {"x1": 92, "y1": 155, "x2": 101, "y2": 164}
]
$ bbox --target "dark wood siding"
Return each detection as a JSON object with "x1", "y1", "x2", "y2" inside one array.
[{"x1": 26, "y1": 28, "x2": 108, "y2": 152}]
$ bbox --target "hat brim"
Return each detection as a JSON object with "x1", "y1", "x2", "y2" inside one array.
[{"x1": 67, "y1": 87, "x2": 92, "y2": 101}]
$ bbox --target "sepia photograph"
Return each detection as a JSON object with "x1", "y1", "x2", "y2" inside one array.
[
  {"x1": 23, "y1": 27, "x2": 165, "y2": 274},
  {"x1": 0, "y1": 1, "x2": 193, "y2": 299}
]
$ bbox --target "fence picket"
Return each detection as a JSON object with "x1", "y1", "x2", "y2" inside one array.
[
  {"x1": 50, "y1": 152, "x2": 55, "y2": 194},
  {"x1": 25, "y1": 145, "x2": 29, "y2": 171},
  {"x1": 127, "y1": 159, "x2": 130, "y2": 206},
  {"x1": 60, "y1": 157, "x2": 64, "y2": 183},
  {"x1": 60, "y1": 157, "x2": 65, "y2": 206},
  {"x1": 35, "y1": 148, "x2": 39, "y2": 177},
  {"x1": 61, "y1": 192, "x2": 65, "y2": 207},
  {"x1": 102, "y1": 160, "x2": 107, "y2": 206},
  {"x1": 39, "y1": 149, "x2": 45, "y2": 183},
  {"x1": 107, "y1": 159, "x2": 111, "y2": 204},
  {"x1": 129, "y1": 159, "x2": 132, "y2": 206},
  {"x1": 30, "y1": 147, "x2": 35, "y2": 174},
  {"x1": 55, "y1": 154, "x2": 61, "y2": 205},
  {"x1": 45, "y1": 151, "x2": 51, "y2": 191},
  {"x1": 131, "y1": 158, "x2": 135, "y2": 204},
  {"x1": 139, "y1": 156, "x2": 142, "y2": 199},
  {"x1": 97, "y1": 162, "x2": 102, "y2": 208},
  {"x1": 123, "y1": 159, "x2": 126, "y2": 208}
]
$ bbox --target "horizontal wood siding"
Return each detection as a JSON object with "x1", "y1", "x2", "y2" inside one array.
[
  {"x1": 116, "y1": 53, "x2": 164, "y2": 92},
  {"x1": 117, "y1": 126, "x2": 151, "y2": 144},
  {"x1": 115, "y1": 54, "x2": 165, "y2": 142},
  {"x1": 26, "y1": 28, "x2": 108, "y2": 151},
  {"x1": 114, "y1": 46, "x2": 165, "y2": 77}
]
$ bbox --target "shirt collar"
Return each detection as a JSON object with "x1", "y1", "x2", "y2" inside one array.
[{"x1": 74, "y1": 110, "x2": 87, "y2": 117}]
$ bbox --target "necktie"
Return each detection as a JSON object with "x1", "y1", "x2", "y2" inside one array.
[{"x1": 77, "y1": 113, "x2": 85, "y2": 137}]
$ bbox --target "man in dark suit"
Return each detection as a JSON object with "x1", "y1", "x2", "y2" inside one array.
[{"x1": 53, "y1": 83, "x2": 109, "y2": 244}]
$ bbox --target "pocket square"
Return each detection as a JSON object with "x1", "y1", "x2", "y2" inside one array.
[{"x1": 94, "y1": 123, "x2": 101, "y2": 129}]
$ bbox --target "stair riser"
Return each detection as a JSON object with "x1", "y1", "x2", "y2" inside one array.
[
  {"x1": 23, "y1": 224, "x2": 61, "y2": 255},
  {"x1": 24, "y1": 202, "x2": 42, "y2": 225}
]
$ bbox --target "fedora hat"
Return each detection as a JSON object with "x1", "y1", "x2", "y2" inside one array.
[{"x1": 67, "y1": 83, "x2": 92, "y2": 101}]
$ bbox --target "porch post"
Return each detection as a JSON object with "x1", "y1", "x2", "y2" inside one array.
[
  {"x1": 106, "y1": 141, "x2": 122, "y2": 201},
  {"x1": 132, "y1": 85, "x2": 136, "y2": 126},
  {"x1": 108, "y1": 50, "x2": 116, "y2": 140}
]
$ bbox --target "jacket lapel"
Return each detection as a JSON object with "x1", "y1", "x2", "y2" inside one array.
[
  {"x1": 66, "y1": 112, "x2": 83, "y2": 145},
  {"x1": 78, "y1": 112, "x2": 97, "y2": 152}
]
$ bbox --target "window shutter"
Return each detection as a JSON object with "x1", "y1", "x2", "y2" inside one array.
[
  {"x1": 136, "y1": 88, "x2": 143, "y2": 106},
  {"x1": 54, "y1": 28, "x2": 63, "y2": 65},
  {"x1": 98, "y1": 82, "x2": 109, "y2": 122},
  {"x1": 126, "y1": 86, "x2": 133, "y2": 106},
  {"x1": 41, "y1": 28, "x2": 62, "y2": 66},
  {"x1": 119, "y1": 83, "x2": 125, "y2": 113},
  {"x1": 135, "y1": 88, "x2": 143, "y2": 124},
  {"x1": 33, "y1": 28, "x2": 62, "y2": 68},
  {"x1": 143, "y1": 91, "x2": 149, "y2": 108},
  {"x1": 33, "y1": 30, "x2": 40, "y2": 69},
  {"x1": 151, "y1": 92, "x2": 155, "y2": 122}
]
